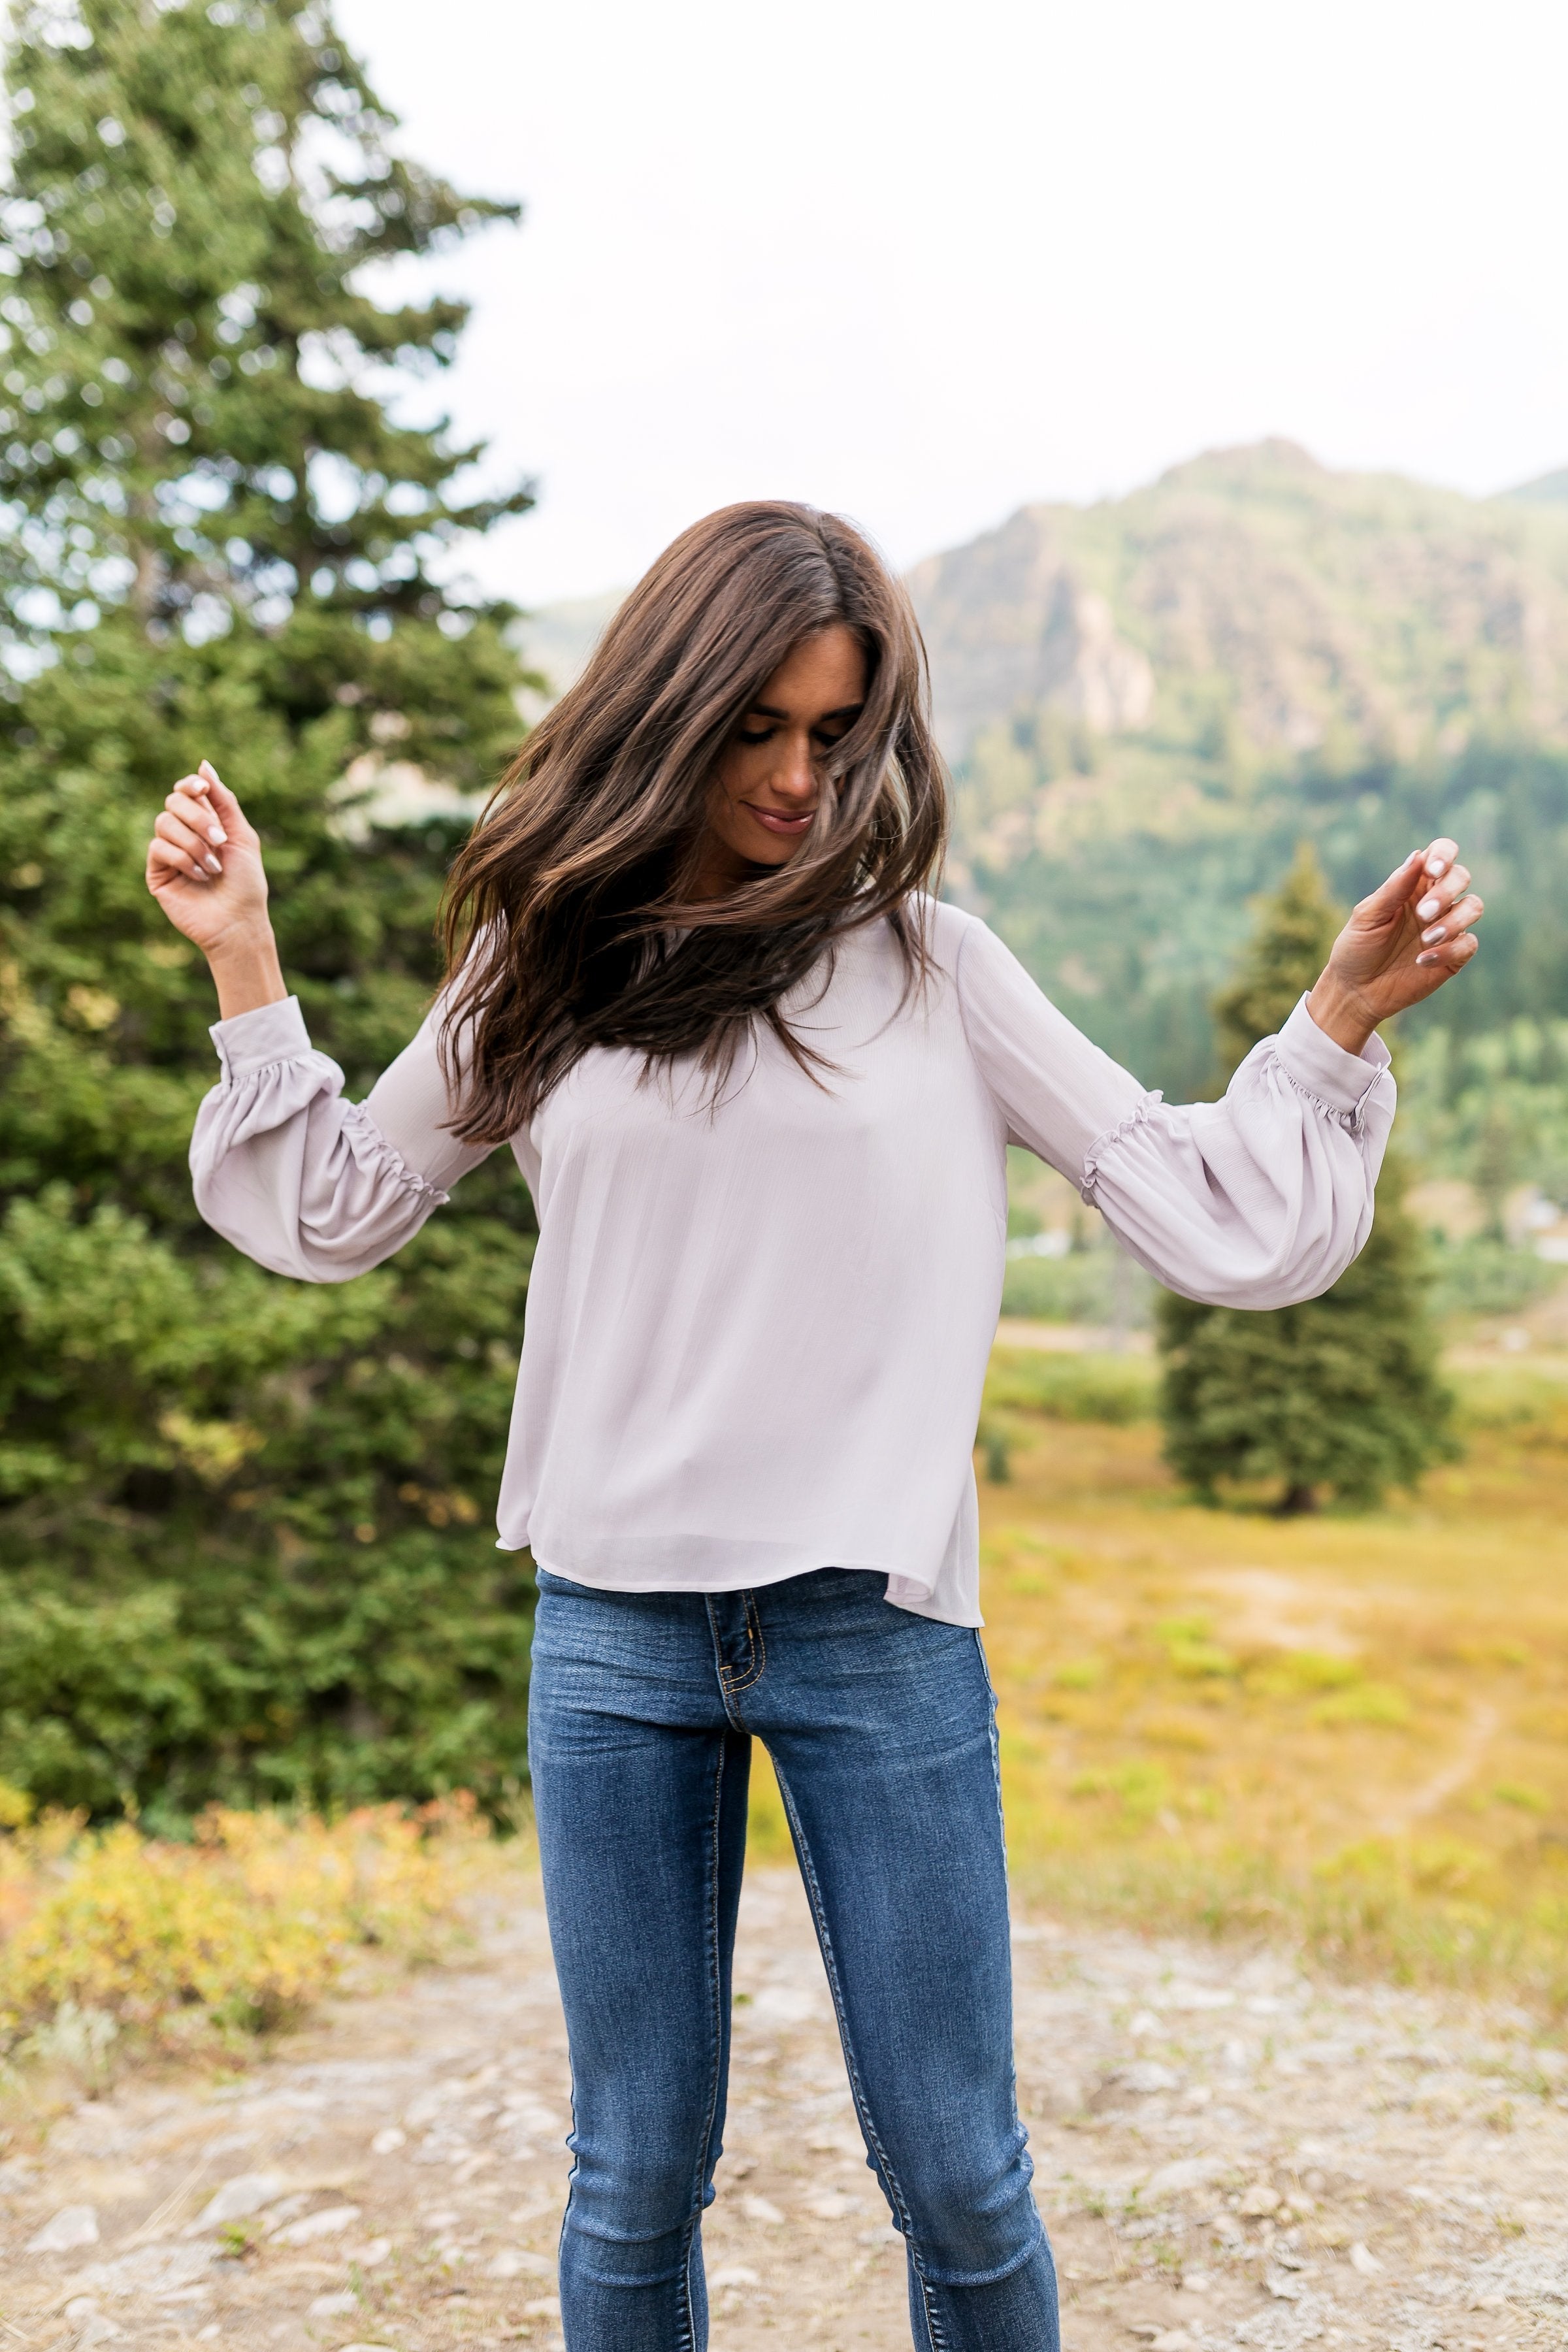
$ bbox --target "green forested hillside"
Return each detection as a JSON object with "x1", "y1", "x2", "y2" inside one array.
[{"x1": 900, "y1": 443, "x2": 1568, "y2": 1139}]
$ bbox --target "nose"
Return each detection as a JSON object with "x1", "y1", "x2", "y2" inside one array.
[{"x1": 768, "y1": 733, "x2": 818, "y2": 805}]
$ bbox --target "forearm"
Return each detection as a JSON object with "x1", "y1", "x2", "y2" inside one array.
[{"x1": 207, "y1": 924, "x2": 287, "y2": 1022}]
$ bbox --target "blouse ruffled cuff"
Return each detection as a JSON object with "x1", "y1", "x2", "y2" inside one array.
[
  {"x1": 210, "y1": 994, "x2": 314, "y2": 1083},
  {"x1": 1274, "y1": 994, "x2": 1392, "y2": 1124}
]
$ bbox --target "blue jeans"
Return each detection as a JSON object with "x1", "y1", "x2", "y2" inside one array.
[{"x1": 528, "y1": 1566, "x2": 1059, "y2": 2352}]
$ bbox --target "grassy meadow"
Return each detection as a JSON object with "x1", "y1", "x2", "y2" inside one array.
[
  {"x1": 8, "y1": 1333, "x2": 1568, "y2": 2078},
  {"x1": 753, "y1": 1341, "x2": 1568, "y2": 2006}
]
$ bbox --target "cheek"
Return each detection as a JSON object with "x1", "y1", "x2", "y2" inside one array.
[
  {"x1": 702, "y1": 771, "x2": 747, "y2": 845},
  {"x1": 709, "y1": 753, "x2": 759, "y2": 823}
]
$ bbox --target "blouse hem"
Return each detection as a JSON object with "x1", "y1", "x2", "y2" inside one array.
[{"x1": 500, "y1": 1537, "x2": 983, "y2": 1628}]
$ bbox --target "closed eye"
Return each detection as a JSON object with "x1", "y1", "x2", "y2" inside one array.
[{"x1": 735, "y1": 704, "x2": 862, "y2": 749}]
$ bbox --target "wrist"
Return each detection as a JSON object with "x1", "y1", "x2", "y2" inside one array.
[
  {"x1": 206, "y1": 924, "x2": 287, "y2": 1022},
  {"x1": 1305, "y1": 969, "x2": 1377, "y2": 1058}
]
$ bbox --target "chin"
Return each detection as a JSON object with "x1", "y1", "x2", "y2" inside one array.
[{"x1": 738, "y1": 838, "x2": 804, "y2": 870}]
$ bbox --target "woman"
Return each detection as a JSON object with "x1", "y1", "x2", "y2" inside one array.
[{"x1": 145, "y1": 502, "x2": 1480, "y2": 2352}]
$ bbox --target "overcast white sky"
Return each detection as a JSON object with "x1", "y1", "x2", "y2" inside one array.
[{"x1": 335, "y1": 0, "x2": 1568, "y2": 608}]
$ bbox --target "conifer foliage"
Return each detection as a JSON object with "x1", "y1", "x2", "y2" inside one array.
[
  {"x1": 0, "y1": 0, "x2": 539, "y2": 1820},
  {"x1": 1156, "y1": 846, "x2": 1454, "y2": 1512}
]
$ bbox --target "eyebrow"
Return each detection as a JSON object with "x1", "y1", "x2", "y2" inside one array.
[{"x1": 748, "y1": 700, "x2": 864, "y2": 721}]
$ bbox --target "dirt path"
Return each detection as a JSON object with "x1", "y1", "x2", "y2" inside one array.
[{"x1": 7, "y1": 1861, "x2": 1568, "y2": 2351}]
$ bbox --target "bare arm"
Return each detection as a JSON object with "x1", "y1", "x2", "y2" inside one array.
[{"x1": 144, "y1": 759, "x2": 286, "y2": 1019}]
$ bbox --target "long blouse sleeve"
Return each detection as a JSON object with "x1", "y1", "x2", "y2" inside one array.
[
  {"x1": 189, "y1": 994, "x2": 493, "y2": 1281},
  {"x1": 953, "y1": 913, "x2": 1394, "y2": 1309}
]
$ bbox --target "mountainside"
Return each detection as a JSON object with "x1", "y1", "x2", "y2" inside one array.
[{"x1": 911, "y1": 440, "x2": 1568, "y2": 776}]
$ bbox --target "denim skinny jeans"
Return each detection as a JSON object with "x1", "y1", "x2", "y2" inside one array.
[{"x1": 528, "y1": 1565, "x2": 1060, "y2": 2352}]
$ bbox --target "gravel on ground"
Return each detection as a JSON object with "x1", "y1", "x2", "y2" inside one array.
[{"x1": 6, "y1": 1860, "x2": 1567, "y2": 2351}]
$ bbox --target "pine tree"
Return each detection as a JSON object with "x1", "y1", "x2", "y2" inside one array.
[
  {"x1": 0, "y1": 0, "x2": 540, "y2": 1820},
  {"x1": 1156, "y1": 845, "x2": 1455, "y2": 1512}
]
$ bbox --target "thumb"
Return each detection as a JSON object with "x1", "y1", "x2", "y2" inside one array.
[{"x1": 199, "y1": 760, "x2": 250, "y2": 835}]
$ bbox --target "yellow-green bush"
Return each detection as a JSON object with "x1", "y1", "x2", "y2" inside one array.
[{"x1": 0, "y1": 1798, "x2": 488, "y2": 2049}]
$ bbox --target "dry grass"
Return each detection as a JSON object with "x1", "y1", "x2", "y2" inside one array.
[
  {"x1": 755, "y1": 1346, "x2": 1568, "y2": 2003},
  {"x1": 966, "y1": 1346, "x2": 1568, "y2": 1999}
]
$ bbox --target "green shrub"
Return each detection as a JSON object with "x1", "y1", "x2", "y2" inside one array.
[
  {"x1": 985, "y1": 1348, "x2": 1158, "y2": 1425},
  {"x1": 1424, "y1": 1235, "x2": 1561, "y2": 1320}
]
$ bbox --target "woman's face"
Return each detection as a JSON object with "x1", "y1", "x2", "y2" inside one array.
[{"x1": 697, "y1": 623, "x2": 867, "y2": 896}]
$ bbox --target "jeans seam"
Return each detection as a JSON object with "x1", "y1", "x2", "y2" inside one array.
[
  {"x1": 768, "y1": 1754, "x2": 955, "y2": 2348},
  {"x1": 674, "y1": 1730, "x2": 732, "y2": 2352}
]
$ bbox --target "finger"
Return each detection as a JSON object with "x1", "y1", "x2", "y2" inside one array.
[
  {"x1": 165, "y1": 787, "x2": 227, "y2": 846},
  {"x1": 198, "y1": 762, "x2": 248, "y2": 832},
  {"x1": 1416, "y1": 930, "x2": 1480, "y2": 971},
  {"x1": 156, "y1": 808, "x2": 223, "y2": 866},
  {"x1": 147, "y1": 834, "x2": 210, "y2": 887},
  {"x1": 153, "y1": 811, "x2": 223, "y2": 878},
  {"x1": 1417, "y1": 892, "x2": 1484, "y2": 952},
  {"x1": 1358, "y1": 848, "x2": 1424, "y2": 911},
  {"x1": 1414, "y1": 863, "x2": 1471, "y2": 923}
]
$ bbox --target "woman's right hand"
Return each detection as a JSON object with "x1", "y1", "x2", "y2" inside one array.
[{"x1": 145, "y1": 762, "x2": 287, "y2": 1016}]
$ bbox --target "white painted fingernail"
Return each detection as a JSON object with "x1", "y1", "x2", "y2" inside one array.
[
  {"x1": 1422, "y1": 923, "x2": 1445, "y2": 945},
  {"x1": 1416, "y1": 896, "x2": 1440, "y2": 919},
  {"x1": 208, "y1": 825, "x2": 226, "y2": 843},
  {"x1": 1416, "y1": 951, "x2": 1435, "y2": 965},
  {"x1": 205, "y1": 854, "x2": 222, "y2": 875},
  {"x1": 1426, "y1": 857, "x2": 1447, "y2": 875}
]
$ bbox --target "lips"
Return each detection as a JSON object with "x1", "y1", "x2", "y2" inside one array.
[{"x1": 745, "y1": 804, "x2": 815, "y2": 836}]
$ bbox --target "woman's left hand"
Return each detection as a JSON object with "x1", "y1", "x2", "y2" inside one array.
[{"x1": 1306, "y1": 838, "x2": 1482, "y2": 1055}]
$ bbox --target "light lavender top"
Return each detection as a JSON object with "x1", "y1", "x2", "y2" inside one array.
[{"x1": 191, "y1": 900, "x2": 1393, "y2": 1625}]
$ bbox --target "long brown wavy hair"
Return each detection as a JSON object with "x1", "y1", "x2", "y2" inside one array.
[{"x1": 438, "y1": 500, "x2": 947, "y2": 1143}]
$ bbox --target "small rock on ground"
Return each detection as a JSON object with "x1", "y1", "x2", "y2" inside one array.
[{"x1": 5, "y1": 1863, "x2": 1568, "y2": 2349}]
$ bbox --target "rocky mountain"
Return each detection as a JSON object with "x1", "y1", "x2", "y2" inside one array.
[{"x1": 912, "y1": 437, "x2": 1568, "y2": 772}]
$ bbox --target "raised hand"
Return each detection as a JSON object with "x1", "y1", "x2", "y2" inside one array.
[
  {"x1": 144, "y1": 762, "x2": 286, "y2": 1017},
  {"x1": 1307, "y1": 838, "x2": 1482, "y2": 1055}
]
